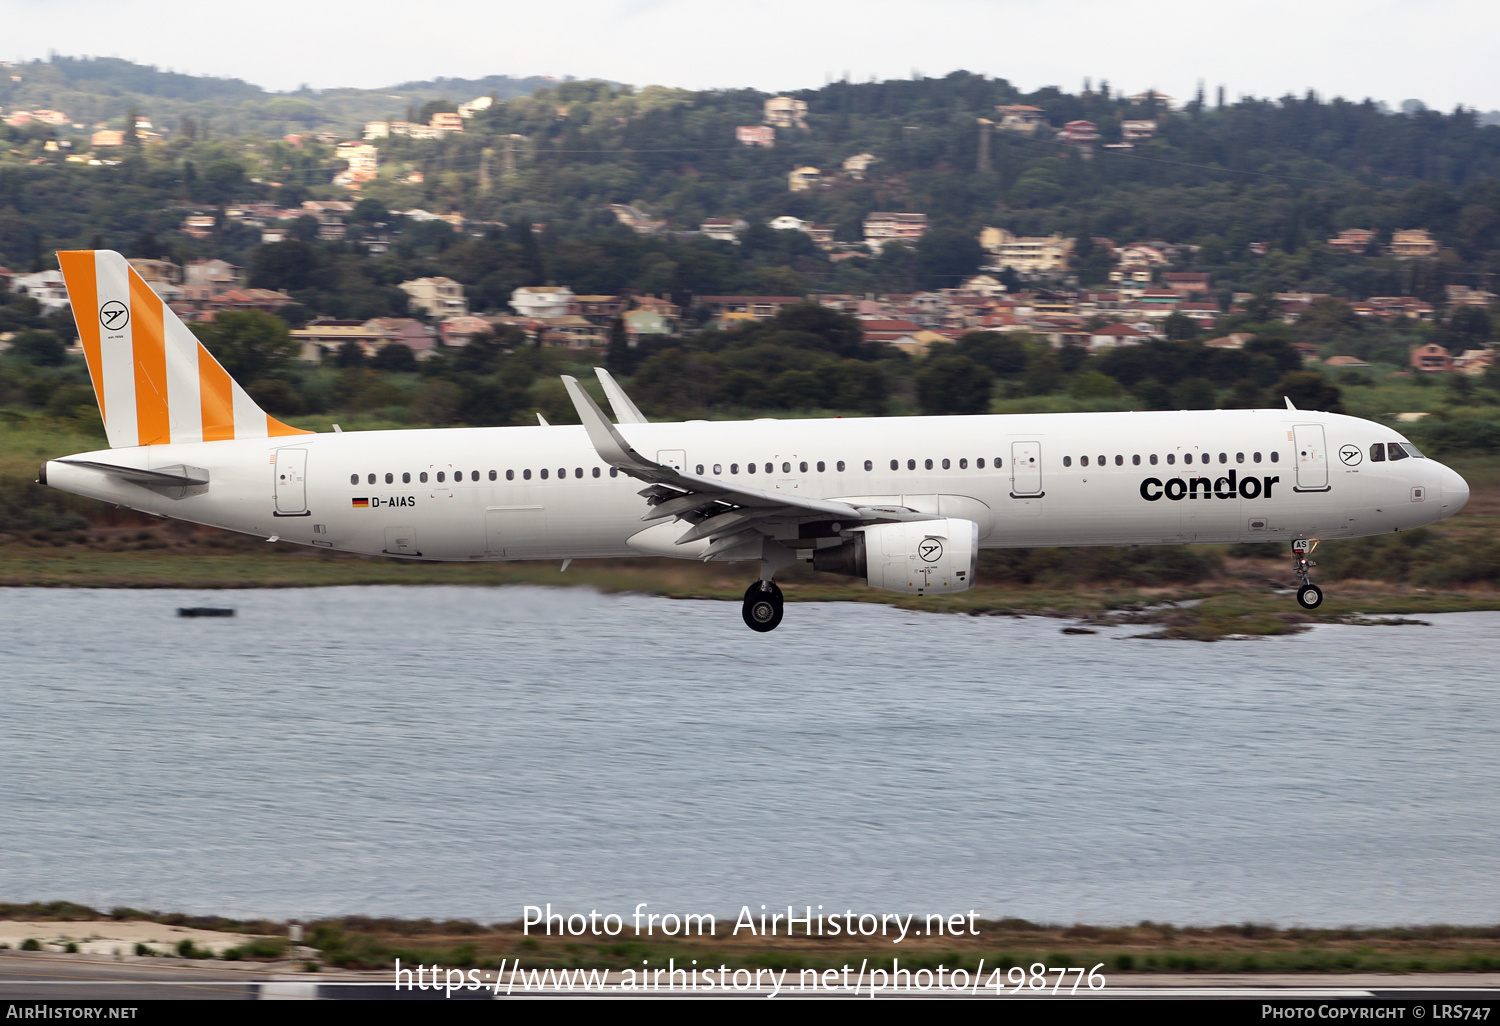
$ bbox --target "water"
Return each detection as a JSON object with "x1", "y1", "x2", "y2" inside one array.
[{"x1": 2, "y1": 585, "x2": 1497, "y2": 927}]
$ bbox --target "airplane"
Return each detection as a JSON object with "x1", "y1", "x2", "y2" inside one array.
[{"x1": 38, "y1": 250, "x2": 1470, "y2": 632}]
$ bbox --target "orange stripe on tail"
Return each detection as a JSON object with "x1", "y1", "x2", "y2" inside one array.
[
  {"x1": 128, "y1": 270, "x2": 170, "y2": 445},
  {"x1": 198, "y1": 343, "x2": 236, "y2": 441},
  {"x1": 57, "y1": 251, "x2": 105, "y2": 419}
]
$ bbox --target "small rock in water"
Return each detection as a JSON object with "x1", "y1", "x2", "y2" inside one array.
[
  {"x1": 1061, "y1": 626, "x2": 1097, "y2": 635},
  {"x1": 177, "y1": 607, "x2": 235, "y2": 618}
]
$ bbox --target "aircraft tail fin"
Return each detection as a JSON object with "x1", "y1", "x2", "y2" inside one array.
[{"x1": 56, "y1": 250, "x2": 311, "y2": 448}]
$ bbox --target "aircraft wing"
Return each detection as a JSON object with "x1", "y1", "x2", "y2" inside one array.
[{"x1": 561, "y1": 375, "x2": 934, "y2": 558}]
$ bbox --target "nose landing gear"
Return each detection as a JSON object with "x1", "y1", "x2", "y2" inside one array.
[
  {"x1": 1293, "y1": 539, "x2": 1323, "y2": 609},
  {"x1": 742, "y1": 579, "x2": 784, "y2": 632}
]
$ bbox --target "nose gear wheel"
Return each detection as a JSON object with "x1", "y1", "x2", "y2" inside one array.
[{"x1": 1292, "y1": 540, "x2": 1322, "y2": 610}]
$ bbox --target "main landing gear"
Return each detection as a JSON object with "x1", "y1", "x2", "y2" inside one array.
[
  {"x1": 1292, "y1": 539, "x2": 1323, "y2": 610},
  {"x1": 742, "y1": 580, "x2": 784, "y2": 632}
]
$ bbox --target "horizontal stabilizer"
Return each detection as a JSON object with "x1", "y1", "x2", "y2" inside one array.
[{"x1": 59, "y1": 460, "x2": 209, "y2": 488}]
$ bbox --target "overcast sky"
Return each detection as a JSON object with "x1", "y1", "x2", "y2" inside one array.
[{"x1": 5, "y1": 0, "x2": 1498, "y2": 112}]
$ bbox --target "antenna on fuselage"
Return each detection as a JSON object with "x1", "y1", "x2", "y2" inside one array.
[{"x1": 1284, "y1": 396, "x2": 1297, "y2": 410}]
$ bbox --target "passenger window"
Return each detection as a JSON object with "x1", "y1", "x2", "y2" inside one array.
[
  {"x1": 1150, "y1": 454, "x2": 1158, "y2": 465},
  {"x1": 713, "y1": 464, "x2": 722, "y2": 475},
  {"x1": 907, "y1": 459, "x2": 916, "y2": 470},
  {"x1": 453, "y1": 471, "x2": 461, "y2": 480},
  {"x1": 539, "y1": 469, "x2": 548, "y2": 480},
  {"x1": 864, "y1": 460, "x2": 872, "y2": 471},
  {"x1": 1220, "y1": 453, "x2": 1228, "y2": 464},
  {"x1": 800, "y1": 461, "x2": 808, "y2": 473},
  {"x1": 385, "y1": 473, "x2": 393, "y2": 484},
  {"x1": 473, "y1": 471, "x2": 480, "y2": 482},
  {"x1": 1370, "y1": 444, "x2": 1386, "y2": 462},
  {"x1": 420, "y1": 472, "x2": 429, "y2": 483},
  {"x1": 731, "y1": 463, "x2": 740, "y2": 474},
  {"x1": 610, "y1": 468, "x2": 618, "y2": 477},
  {"x1": 1271, "y1": 452, "x2": 1280, "y2": 463},
  {"x1": 1080, "y1": 456, "x2": 1089, "y2": 467},
  {"x1": 437, "y1": 471, "x2": 445, "y2": 482},
  {"x1": 1184, "y1": 454, "x2": 1193, "y2": 465},
  {"x1": 1098, "y1": 455, "x2": 1105, "y2": 466},
  {"x1": 349, "y1": 474, "x2": 358, "y2": 485},
  {"x1": 1253, "y1": 452, "x2": 1262, "y2": 463},
  {"x1": 1064, "y1": 456, "x2": 1072, "y2": 467},
  {"x1": 1388, "y1": 442, "x2": 1409, "y2": 462},
  {"x1": 782, "y1": 462, "x2": 791, "y2": 473},
  {"x1": 1132, "y1": 455, "x2": 1141, "y2": 465},
  {"x1": 941, "y1": 458, "x2": 950, "y2": 469},
  {"x1": 890, "y1": 460, "x2": 899, "y2": 471},
  {"x1": 558, "y1": 468, "x2": 566, "y2": 479},
  {"x1": 764, "y1": 463, "x2": 772, "y2": 474},
  {"x1": 507, "y1": 470, "x2": 515, "y2": 480},
  {"x1": 403, "y1": 472, "x2": 411, "y2": 483},
  {"x1": 1236, "y1": 453, "x2": 1244, "y2": 464},
  {"x1": 925, "y1": 459, "x2": 933, "y2": 470},
  {"x1": 523, "y1": 470, "x2": 531, "y2": 480},
  {"x1": 696, "y1": 464, "x2": 704, "y2": 475},
  {"x1": 977, "y1": 458, "x2": 985, "y2": 469},
  {"x1": 959, "y1": 458, "x2": 967, "y2": 469},
  {"x1": 593, "y1": 467, "x2": 601, "y2": 478},
  {"x1": 488, "y1": 470, "x2": 496, "y2": 481},
  {"x1": 814, "y1": 461, "x2": 822, "y2": 472},
  {"x1": 1114, "y1": 455, "x2": 1123, "y2": 466},
  {"x1": 835, "y1": 461, "x2": 844, "y2": 472},
  {"x1": 574, "y1": 468, "x2": 582, "y2": 478},
  {"x1": 747, "y1": 463, "x2": 756, "y2": 474},
  {"x1": 1167, "y1": 454, "x2": 1176, "y2": 465},
  {"x1": 367, "y1": 473, "x2": 376, "y2": 484},
  {"x1": 994, "y1": 456, "x2": 1002, "y2": 467}
]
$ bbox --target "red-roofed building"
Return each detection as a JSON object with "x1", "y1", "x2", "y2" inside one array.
[
  {"x1": 857, "y1": 318, "x2": 925, "y2": 343},
  {"x1": 1057, "y1": 120, "x2": 1099, "y2": 145},
  {"x1": 1162, "y1": 272, "x2": 1211, "y2": 297},
  {"x1": 1089, "y1": 322, "x2": 1152, "y2": 349}
]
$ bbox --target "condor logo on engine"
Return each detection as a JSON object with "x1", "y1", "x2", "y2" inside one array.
[
  {"x1": 919, "y1": 538, "x2": 944, "y2": 562},
  {"x1": 1140, "y1": 471, "x2": 1281, "y2": 502}
]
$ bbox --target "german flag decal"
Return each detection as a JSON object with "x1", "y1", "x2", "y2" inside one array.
[{"x1": 352, "y1": 497, "x2": 370, "y2": 508}]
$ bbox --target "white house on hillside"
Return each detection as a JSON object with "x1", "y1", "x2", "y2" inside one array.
[
  {"x1": 510, "y1": 286, "x2": 575, "y2": 319},
  {"x1": 399, "y1": 277, "x2": 469, "y2": 318}
]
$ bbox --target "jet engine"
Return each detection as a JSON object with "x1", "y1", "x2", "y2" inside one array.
[{"x1": 813, "y1": 518, "x2": 978, "y2": 594}]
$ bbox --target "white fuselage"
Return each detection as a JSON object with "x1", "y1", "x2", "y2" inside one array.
[{"x1": 44, "y1": 408, "x2": 1469, "y2": 563}]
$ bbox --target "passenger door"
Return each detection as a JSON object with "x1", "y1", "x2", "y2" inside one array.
[
  {"x1": 1010, "y1": 441, "x2": 1043, "y2": 497},
  {"x1": 1293, "y1": 425, "x2": 1330, "y2": 491},
  {"x1": 274, "y1": 448, "x2": 308, "y2": 515}
]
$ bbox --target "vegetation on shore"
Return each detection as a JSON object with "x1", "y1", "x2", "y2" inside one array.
[
  {"x1": 4, "y1": 902, "x2": 1500, "y2": 973},
  {"x1": 2, "y1": 365, "x2": 1498, "y2": 641}
]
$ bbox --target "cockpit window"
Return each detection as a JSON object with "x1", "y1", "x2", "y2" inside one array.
[
  {"x1": 1387, "y1": 442, "x2": 1409, "y2": 462},
  {"x1": 1370, "y1": 443, "x2": 1386, "y2": 462},
  {"x1": 1401, "y1": 442, "x2": 1425, "y2": 458}
]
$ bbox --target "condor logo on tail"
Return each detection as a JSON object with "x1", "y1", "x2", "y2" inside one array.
[
  {"x1": 56, "y1": 250, "x2": 310, "y2": 449},
  {"x1": 1141, "y1": 471, "x2": 1281, "y2": 501}
]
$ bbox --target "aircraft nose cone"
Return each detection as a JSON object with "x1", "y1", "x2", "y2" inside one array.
[{"x1": 1442, "y1": 464, "x2": 1470, "y2": 512}]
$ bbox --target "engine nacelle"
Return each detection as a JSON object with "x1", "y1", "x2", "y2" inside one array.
[{"x1": 813, "y1": 518, "x2": 978, "y2": 595}]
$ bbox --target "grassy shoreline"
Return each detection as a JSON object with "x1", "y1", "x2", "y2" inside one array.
[
  {"x1": 1, "y1": 542, "x2": 1499, "y2": 640},
  {"x1": 4, "y1": 903, "x2": 1500, "y2": 973}
]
